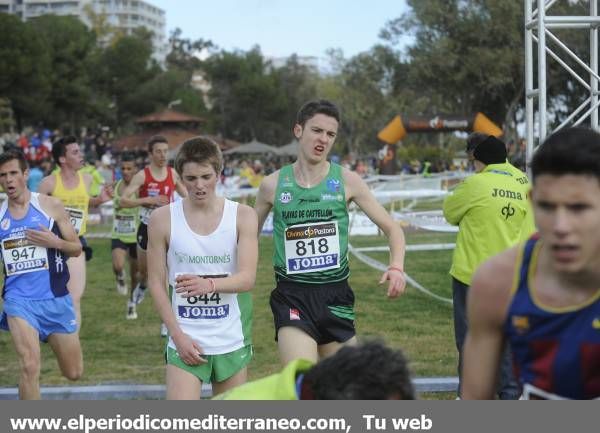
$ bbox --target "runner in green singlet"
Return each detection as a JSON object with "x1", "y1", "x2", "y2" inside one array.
[
  {"x1": 110, "y1": 153, "x2": 139, "y2": 316},
  {"x1": 255, "y1": 99, "x2": 407, "y2": 365}
]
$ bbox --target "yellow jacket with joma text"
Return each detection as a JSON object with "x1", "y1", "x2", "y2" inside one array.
[{"x1": 443, "y1": 162, "x2": 535, "y2": 286}]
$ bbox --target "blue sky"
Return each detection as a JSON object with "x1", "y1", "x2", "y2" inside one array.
[{"x1": 150, "y1": 0, "x2": 408, "y2": 59}]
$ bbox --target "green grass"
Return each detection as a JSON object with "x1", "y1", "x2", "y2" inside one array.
[{"x1": 0, "y1": 227, "x2": 458, "y2": 398}]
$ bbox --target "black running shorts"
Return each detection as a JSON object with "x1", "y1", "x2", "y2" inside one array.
[
  {"x1": 111, "y1": 238, "x2": 138, "y2": 259},
  {"x1": 136, "y1": 222, "x2": 148, "y2": 251},
  {"x1": 269, "y1": 279, "x2": 356, "y2": 345}
]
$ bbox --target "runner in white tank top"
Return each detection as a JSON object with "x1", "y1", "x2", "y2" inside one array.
[
  {"x1": 166, "y1": 198, "x2": 251, "y2": 354},
  {"x1": 147, "y1": 136, "x2": 258, "y2": 400}
]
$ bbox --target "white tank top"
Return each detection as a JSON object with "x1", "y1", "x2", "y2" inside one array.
[{"x1": 166, "y1": 198, "x2": 252, "y2": 354}]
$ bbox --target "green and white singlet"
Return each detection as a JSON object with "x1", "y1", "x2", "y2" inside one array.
[
  {"x1": 272, "y1": 163, "x2": 349, "y2": 284},
  {"x1": 166, "y1": 199, "x2": 252, "y2": 355},
  {"x1": 111, "y1": 179, "x2": 139, "y2": 244}
]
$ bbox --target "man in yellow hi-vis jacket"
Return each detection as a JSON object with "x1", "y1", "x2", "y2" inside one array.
[{"x1": 443, "y1": 133, "x2": 535, "y2": 399}]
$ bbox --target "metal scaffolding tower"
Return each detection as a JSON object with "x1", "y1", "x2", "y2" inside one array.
[{"x1": 525, "y1": 0, "x2": 599, "y2": 163}]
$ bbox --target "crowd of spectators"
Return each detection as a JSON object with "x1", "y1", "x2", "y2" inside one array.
[
  {"x1": 0, "y1": 127, "x2": 150, "y2": 193},
  {"x1": 0, "y1": 127, "x2": 533, "y2": 193}
]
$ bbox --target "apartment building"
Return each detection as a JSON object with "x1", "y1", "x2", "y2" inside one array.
[
  {"x1": 2, "y1": 0, "x2": 167, "y2": 64},
  {"x1": 0, "y1": 0, "x2": 12, "y2": 13}
]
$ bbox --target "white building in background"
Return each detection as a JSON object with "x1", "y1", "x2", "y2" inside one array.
[
  {"x1": 2, "y1": 0, "x2": 167, "y2": 65},
  {"x1": 191, "y1": 71, "x2": 213, "y2": 110},
  {"x1": 268, "y1": 55, "x2": 320, "y2": 71},
  {"x1": 91, "y1": 0, "x2": 167, "y2": 64},
  {"x1": 0, "y1": 1, "x2": 11, "y2": 13}
]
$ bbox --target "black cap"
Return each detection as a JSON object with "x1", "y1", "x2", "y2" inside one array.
[
  {"x1": 466, "y1": 132, "x2": 489, "y2": 153},
  {"x1": 472, "y1": 135, "x2": 507, "y2": 165}
]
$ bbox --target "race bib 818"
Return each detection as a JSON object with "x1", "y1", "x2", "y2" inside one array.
[{"x1": 284, "y1": 221, "x2": 340, "y2": 274}]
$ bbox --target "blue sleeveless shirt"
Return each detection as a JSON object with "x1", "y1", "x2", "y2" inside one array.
[
  {"x1": 0, "y1": 193, "x2": 70, "y2": 300},
  {"x1": 505, "y1": 237, "x2": 600, "y2": 399}
]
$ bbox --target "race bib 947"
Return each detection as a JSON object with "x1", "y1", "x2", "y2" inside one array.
[{"x1": 1, "y1": 235, "x2": 49, "y2": 276}]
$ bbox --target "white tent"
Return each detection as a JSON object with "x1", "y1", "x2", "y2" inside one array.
[
  {"x1": 276, "y1": 139, "x2": 299, "y2": 156},
  {"x1": 223, "y1": 139, "x2": 278, "y2": 155}
]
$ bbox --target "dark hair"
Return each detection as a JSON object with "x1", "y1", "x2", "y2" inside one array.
[
  {"x1": 51, "y1": 135, "x2": 78, "y2": 165},
  {"x1": 0, "y1": 149, "x2": 28, "y2": 172},
  {"x1": 120, "y1": 152, "x2": 136, "y2": 163},
  {"x1": 532, "y1": 127, "x2": 600, "y2": 182},
  {"x1": 296, "y1": 99, "x2": 341, "y2": 127},
  {"x1": 147, "y1": 135, "x2": 168, "y2": 153},
  {"x1": 174, "y1": 136, "x2": 223, "y2": 176},
  {"x1": 303, "y1": 341, "x2": 415, "y2": 400}
]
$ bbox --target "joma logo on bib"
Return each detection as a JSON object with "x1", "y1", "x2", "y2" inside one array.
[
  {"x1": 178, "y1": 305, "x2": 229, "y2": 319},
  {"x1": 7, "y1": 258, "x2": 47, "y2": 274},
  {"x1": 2, "y1": 235, "x2": 50, "y2": 276},
  {"x1": 288, "y1": 254, "x2": 339, "y2": 272}
]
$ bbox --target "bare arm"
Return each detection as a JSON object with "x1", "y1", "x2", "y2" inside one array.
[
  {"x1": 84, "y1": 173, "x2": 113, "y2": 207},
  {"x1": 175, "y1": 205, "x2": 258, "y2": 296},
  {"x1": 461, "y1": 247, "x2": 519, "y2": 399},
  {"x1": 147, "y1": 207, "x2": 178, "y2": 334},
  {"x1": 254, "y1": 171, "x2": 277, "y2": 235},
  {"x1": 26, "y1": 195, "x2": 82, "y2": 257},
  {"x1": 345, "y1": 169, "x2": 406, "y2": 297},
  {"x1": 119, "y1": 170, "x2": 146, "y2": 208},
  {"x1": 172, "y1": 169, "x2": 188, "y2": 198},
  {"x1": 89, "y1": 187, "x2": 112, "y2": 207},
  {"x1": 120, "y1": 170, "x2": 165, "y2": 208},
  {"x1": 37, "y1": 174, "x2": 56, "y2": 196}
]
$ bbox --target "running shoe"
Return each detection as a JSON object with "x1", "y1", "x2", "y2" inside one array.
[
  {"x1": 132, "y1": 284, "x2": 146, "y2": 305},
  {"x1": 116, "y1": 272, "x2": 128, "y2": 296},
  {"x1": 126, "y1": 302, "x2": 138, "y2": 320}
]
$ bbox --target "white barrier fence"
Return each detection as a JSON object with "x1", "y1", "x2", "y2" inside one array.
[{"x1": 0, "y1": 377, "x2": 459, "y2": 399}]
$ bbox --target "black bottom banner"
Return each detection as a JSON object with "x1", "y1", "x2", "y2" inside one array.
[{"x1": 0, "y1": 400, "x2": 596, "y2": 433}]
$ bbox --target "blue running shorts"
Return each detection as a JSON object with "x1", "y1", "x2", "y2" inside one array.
[{"x1": 0, "y1": 295, "x2": 77, "y2": 342}]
